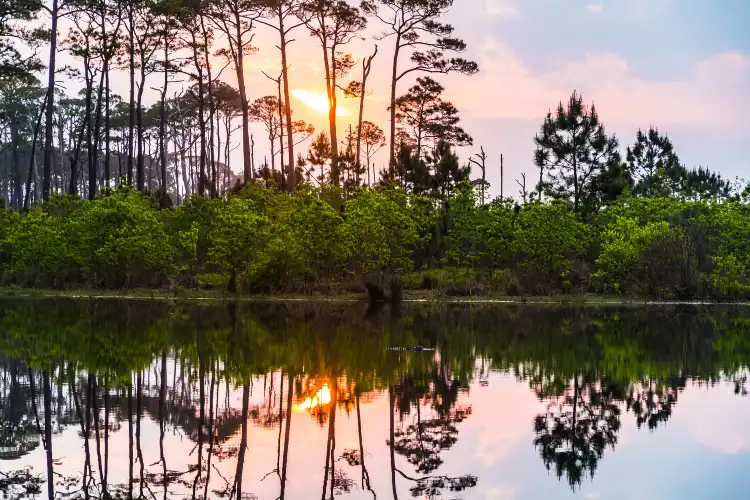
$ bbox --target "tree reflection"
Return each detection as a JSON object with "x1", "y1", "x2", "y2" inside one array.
[
  {"x1": 0, "y1": 299, "x2": 749, "y2": 499},
  {"x1": 388, "y1": 365, "x2": 478, "y2": 498},
  {"x1": 625, "y1": 375, "x2": 686, "y2": 430},
  {"x1": 532, "y1": 371, "x2": 623, "y2": 490}
]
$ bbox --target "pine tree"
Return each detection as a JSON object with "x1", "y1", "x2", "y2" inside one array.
[{"x1": 534, "y1": 90, "x2": 620, "y2": 215}]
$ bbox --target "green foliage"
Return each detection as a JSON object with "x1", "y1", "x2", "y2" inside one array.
[
  {"x1": 594, "y1": 216, "x2": 676, "y2": 295},
  {"x1": 72, "y1": 185, "x2": 172, "y2": 287},
  {"x1": 207, "y1": 196, "x2": 268, "y2": 292},
  {"x1": 513, "y1": 201, "x2": 590, "y2": 293},
  {"x1": 0, "y1": 180, "x2": 747, "y2": 300},
  {"x1": 341, "y1": 188, "x2": 419, "y2": 279},
  {"x1": 2, "y1": 210, "x2": 70, "y2": 285}
]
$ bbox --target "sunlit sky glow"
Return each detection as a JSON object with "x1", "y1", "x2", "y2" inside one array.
[{"x1": 40, "y1": 0, "x2": 750, "y2": 195}]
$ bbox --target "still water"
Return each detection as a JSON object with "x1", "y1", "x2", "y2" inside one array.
[{"x1": 1, "y1": 298, "x2": 749, "y2": 499}]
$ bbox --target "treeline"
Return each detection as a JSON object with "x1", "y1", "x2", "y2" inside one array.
[
  {"x1": 2, "y1": 1, "x2": 748, "y2": 300},
  {"x1": 1, "y1": 174, "x2": 748, "y2": 300}
]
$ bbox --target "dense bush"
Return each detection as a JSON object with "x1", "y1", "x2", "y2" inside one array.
[{"x1": 0, "y1": 181, "x2": 748, "y2": 300}]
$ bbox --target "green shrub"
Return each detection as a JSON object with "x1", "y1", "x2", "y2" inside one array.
[{"x1": 196, "y1": 273, "x2": 229, "y2": 290}]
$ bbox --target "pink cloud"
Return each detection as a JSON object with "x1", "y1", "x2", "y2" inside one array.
[{"x1": 459, "y1": 38, "x2": 750, "y2": 134}]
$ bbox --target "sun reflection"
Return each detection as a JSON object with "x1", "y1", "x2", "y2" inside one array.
[
  {"x1": 291, "y1": 90, "x2": 350, "y2": 116},
  {"x1": 294, "y1": 383, "x2": 332, "y2": 411}
]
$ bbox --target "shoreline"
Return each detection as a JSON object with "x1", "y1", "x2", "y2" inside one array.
[{"x1": 0, "y1": 287, "x2": 747, "y2": 307}]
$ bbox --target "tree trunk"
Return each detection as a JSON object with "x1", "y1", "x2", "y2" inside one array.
[
  {"x1": 278, "y1": 10, "x2": 295, "y2": 189},
  {"x1": 127, "y1": 5, "x2": 135, "y2": 186},
  {"x1": 387, "y1": 37, "x2": 402, "y2": 177},
  {"x1": 231, "y1": 9, "x2": 252, "y2": 183},
  {"x1": 42, "y1": 0, "x2": 59, "y2": 202},
  {"x1": 159, "y1": 30, "x2": 169, "y2": 196}
]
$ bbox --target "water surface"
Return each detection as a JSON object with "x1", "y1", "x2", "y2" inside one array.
[{"x1": 1, "y1": 298, "x2": 749, "y2": 499}]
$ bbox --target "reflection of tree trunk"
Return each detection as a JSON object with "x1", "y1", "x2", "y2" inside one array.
[
  {"x1": 321, "y1": 378, "x2": 337, "y2": 500},
  {"x1": 203, "y1": 365, "x2": 217, "y2": 500},
  {"x1": 280, "y1": 373, "x2": 293, "y2": 500},
  {"x1": 43, "y1": 370, "x2": 54, "y2": 500},
  {"x1": 104, "y1": 380, "x2": 109, "y2": 492},
  {"x1": 160, "y1": 351, "x2": 168, "y2": 500},
  {"x1": 356, "y1": 394, "x2": 374, "y2": 498},
  {"x1": 137, "y1": 373, "x2": 144, "y2": 498},
  {"x1": 128, "y1": 383, "x2": 134, "y2": 500},
  {"x1": 71, "y1": 371, "x2": 91, "y2": 499},
  {"x1": 192, "y1": 357, "x2": 205, "y2": 499},
  {"x1": 92, "y1": 375, "x2": 104, "y2": 489},
  {"x1": 389, "y1": 386, "x2": 399, "y2": 500},
  {"x1": 572, "y1": 374, "x2": 579, "y2": 458},
  {"x1": 276, "y1": 371, "x2": 285, "y2": 477},
  {"x1": 234, "y1": 381, "x2": 250, "y2": 500}
]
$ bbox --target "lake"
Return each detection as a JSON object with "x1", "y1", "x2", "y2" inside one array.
[{"x1": 1, "y1": 298, "x2": 749, "y2": 499}]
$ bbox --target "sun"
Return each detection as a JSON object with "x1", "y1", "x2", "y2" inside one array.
[{"x1": 291, "y1": 90, "x2": 350, "y2": 116}]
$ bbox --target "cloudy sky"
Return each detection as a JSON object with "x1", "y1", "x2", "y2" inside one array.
[{"x1": 76, "y1": 0, "x2": 749, "y2": 197}]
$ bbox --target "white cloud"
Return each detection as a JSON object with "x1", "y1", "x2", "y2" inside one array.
[
  {"x1": 586, "y1": 4, "x2": 604, "y2": 13},
  {"x1": 486, "y1": 0, "x2": 519, "y2": 18},
  {"x1": 459, "y1": 37, "x2": 750, "y2": 133}
]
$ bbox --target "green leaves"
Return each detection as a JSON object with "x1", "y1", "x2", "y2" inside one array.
[
  {"x1": 341, "y1": 187, "x2": 418, "y2": 276},
  {"x1": 207, "y1": 196, "x2": 268, "y2": 282},
  {"x1": 513, "y1": 201, "x2": 590, "y2": 293}
]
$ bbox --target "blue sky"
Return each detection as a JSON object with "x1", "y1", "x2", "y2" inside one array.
[{"x1": 431, "y1": 0, "x2": 750, "y2": 197}]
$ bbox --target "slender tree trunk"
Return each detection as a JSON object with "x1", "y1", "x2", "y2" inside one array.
[
  {"x1": 387, "y1": 37, "x2": 402, "y2": 176},
  {"x1": 356, "y1": 46, "x2": 377, "y2": 185},
  {"x1": 232, "y1": 10, "x2": 253, "y2": 183},
  {"x1": 25, "y1": 94, "x2": 47, "y2": 211},
  {"x1": 322, "y1": 41, "x2": 339, "y2": 185},
  {"x1": 159, "y1": 31, "x2": 169, "y2": 196},
  {"x1": 278, "y1": 10, "x2": 295, "y2": 189},
  {"x1": 275, "y1": 76, "x2": 286, "y2": 189},
  {"x1": 136, "y1": 66, "x2": 146, "y2": 191},
  {"x1": 127, "y1": 5, "x2": 135, "y2": 186},
  {"x1": 91, "y1": 69, "x2": 106, "y2": 200},
  {"x1": 42, "y1": 0, "x2": 59, "y2": 201}
]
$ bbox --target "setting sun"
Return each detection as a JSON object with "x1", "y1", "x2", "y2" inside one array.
[{"x1": 291, "y1": 90, "x2": 350, "y2": 116}]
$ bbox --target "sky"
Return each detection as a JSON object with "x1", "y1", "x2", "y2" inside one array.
[{"x1": 49, "y1": 0, "x2": 750, "y2": 198}]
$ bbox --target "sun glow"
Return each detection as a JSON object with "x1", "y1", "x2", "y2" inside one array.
[
  {"x1": 291, "y1": 90, "x2": 350, "y2": 116},
  {"x1": 294, "y1": 383, "x2": 332, "y2": 411}
]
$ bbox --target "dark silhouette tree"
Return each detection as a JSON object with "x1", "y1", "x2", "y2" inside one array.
[
  {"x1": 534, "y1": 90, "x2": 620, "y2": 215},
  {"x1": 394, "y1": 76, "x2": 472, "y2": 161},
  {"x1": 360, "y1": 0, "x2": 478, "y2": 175},
  {"x1": 298, "y1": 0, "x2": 367, "y2": 187},
  {"x1": 307, "y1": 131, "x2": 332, "y2": 183},
  {"x1": 358, "y1": 120, "x2": 386, "y2": 185},
  {"x1": 208, "y1": 0, "x2": 259, "y2": 184},
  {"x1": 626, "y1": 126, "x2": 681, "y2": 197}
]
